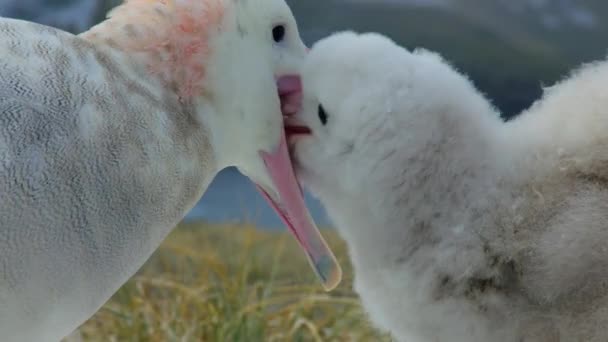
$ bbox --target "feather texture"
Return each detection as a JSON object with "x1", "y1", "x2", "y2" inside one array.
[
  {"x1": 0, "y1": 18, "x2": 215, "y2": 341},
  {"x1": 292, "y1": 31, "x2": 608, "y2": 342},
  {"x1": 82, "y1": 0, "x2": 225, "y2": 98}
]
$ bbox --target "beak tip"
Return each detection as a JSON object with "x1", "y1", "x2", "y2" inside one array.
[
  {"x1": 322, "y1": 271, "x2": 342, "y2": 292},
  {"x1": 314, "y1": 253, "x2": 343, "y2": 291}
]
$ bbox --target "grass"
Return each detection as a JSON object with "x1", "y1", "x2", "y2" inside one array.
[{"x1": 72, "y1": 222, "x2": 388, "y2": 341}]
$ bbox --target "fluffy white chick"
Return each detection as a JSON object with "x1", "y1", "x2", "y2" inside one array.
[{"x1": 288, "y1": 31, "x2": 608, "y2": 342}]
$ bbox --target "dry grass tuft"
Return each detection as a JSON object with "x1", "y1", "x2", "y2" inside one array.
[{"x1": 75, "y1": 222, "x2": 388, "y2": 341}]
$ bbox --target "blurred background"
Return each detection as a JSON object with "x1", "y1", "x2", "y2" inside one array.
[{"x1": 2, "y1": 0, "x2": 607, "y2": 228}]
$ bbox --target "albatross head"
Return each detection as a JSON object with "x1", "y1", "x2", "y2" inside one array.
[
  {"x1": 197, "y1": 0, "x2": 341, "y2": 290},
  {"x1": 84, "y1": 0, "x2": 340, "y2": 289},
  {"x1": 285, "y1": 32, "x2": 410, "y2": 194},
  {"x1": 286, "y1": 31, "x2": 496, "y2": 207}
]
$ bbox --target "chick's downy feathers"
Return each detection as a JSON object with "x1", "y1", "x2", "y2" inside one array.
[{"x1": 291, "y1": 31, "x2": 608, "y2": 342}]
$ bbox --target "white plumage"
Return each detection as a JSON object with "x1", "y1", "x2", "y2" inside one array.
[
  {"x1": 0, "y1": 1, "x2": 343, "y2": 341},
  {"x1": 289, "y1": 31, "x2": 608, "y2": 341}
]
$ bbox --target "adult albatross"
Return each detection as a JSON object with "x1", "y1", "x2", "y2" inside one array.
[{"x1": 0, "y1": 1, "x2": 341, "y2": 341}]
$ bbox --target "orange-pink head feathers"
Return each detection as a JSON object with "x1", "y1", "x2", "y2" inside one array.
[{"x1": 91, "y1": 0, "x2": 226, "y2": 98}]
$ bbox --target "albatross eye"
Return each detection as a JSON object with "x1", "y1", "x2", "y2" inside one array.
[
  {"x1": 272, "y1": 24, "x2": 285, "y2": 43},
  {"x1": 318, "y1": 105, "x2": 328, "y2": 126}
]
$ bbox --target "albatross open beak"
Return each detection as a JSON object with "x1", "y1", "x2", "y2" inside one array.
[{"x1": 248, "y1": 75, "x2": 341, "y2": 291}]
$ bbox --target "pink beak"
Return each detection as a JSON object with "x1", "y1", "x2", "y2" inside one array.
[
  {"x1": 277, "y1": 75, "x2": 303, "y2": 116},
  {"x1": 255, "y1": 75, "x2": 342, "y2": 291}
]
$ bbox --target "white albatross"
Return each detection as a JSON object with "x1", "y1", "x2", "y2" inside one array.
[
  {"x1": 0, "y1": 1, "x2": 342, "y2": 341},
  {"x1": 287, "y1": 31, "x2": 608, "y2": 342}
]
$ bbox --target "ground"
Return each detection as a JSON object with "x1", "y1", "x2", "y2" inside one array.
[{"x1": 68, "y1": 223, "x2": 387, "y2": 341}]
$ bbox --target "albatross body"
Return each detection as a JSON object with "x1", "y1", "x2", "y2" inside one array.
[
  {"x1": 288, "y1": 32, "x2": 608, "y2": 342},
  {"x1": 0, "y1": 1, "x2": 341, "y2": 341}
]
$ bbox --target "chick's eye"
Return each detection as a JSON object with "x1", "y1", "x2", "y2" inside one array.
[
  {"x1": 318, "y1": 105, "x2": 328, "y2": 126},
  {"x1": 272, "y1": 25, "x2": 285, "y2": 43}
]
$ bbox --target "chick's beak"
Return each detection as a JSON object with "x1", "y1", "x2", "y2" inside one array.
[
  {"x1": 277, "y1": 75, "x2": 312, "y2": 140},
  {"x1": 277, "y1": 75, "x2": 302, "y2": 116}
]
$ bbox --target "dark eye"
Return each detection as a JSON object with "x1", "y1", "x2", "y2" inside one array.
[
  {"x1": 272, "y1": 24, "x2": 285, "y2": 43},
  {"x1": 318, "y1": 105, "x2": 328, "y2": 126}
]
